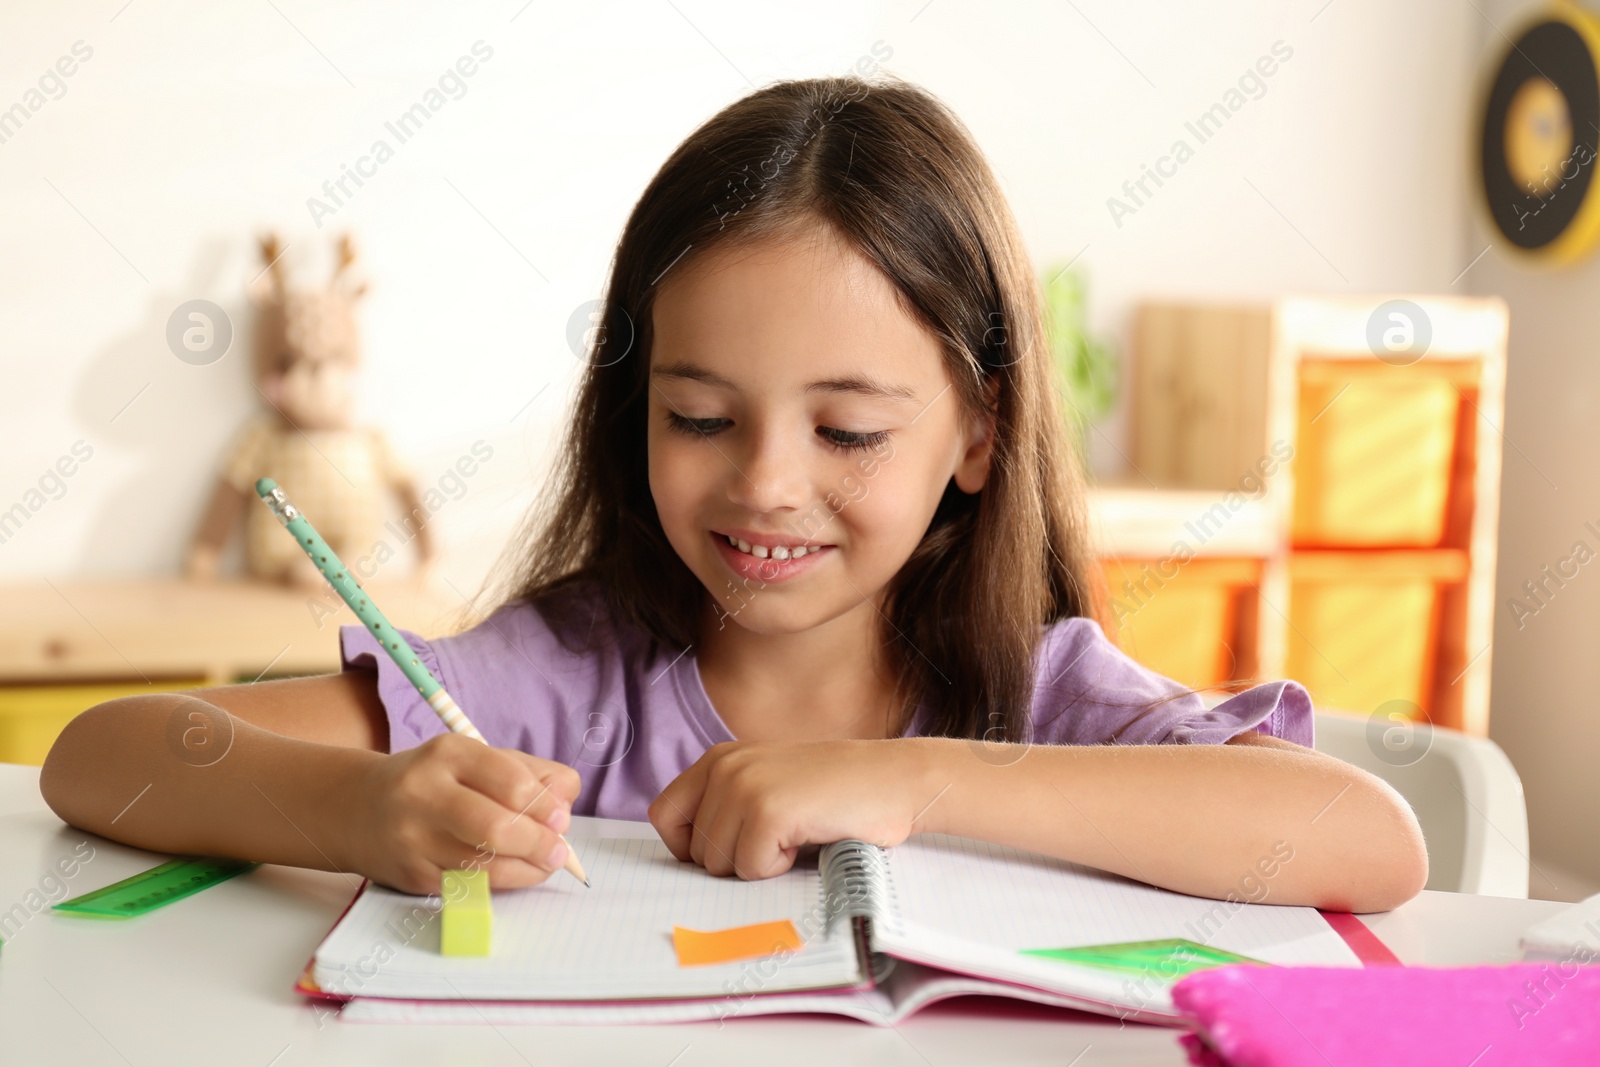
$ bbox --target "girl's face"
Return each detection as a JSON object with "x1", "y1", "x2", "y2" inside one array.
[{"x1": 647, "y1": 224, "x2": 993, "y2": 637}]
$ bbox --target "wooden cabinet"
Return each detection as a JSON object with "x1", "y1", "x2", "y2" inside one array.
[
  {"x1": 0, "y1": 579, "x2": 462, "y2": 764},
  {"x1": 1119, "y1": 296, "x2": 1507, "y2": 735},
  {"x1": 1089, "y1": 487, "x2": 1277, "y2": 692}
]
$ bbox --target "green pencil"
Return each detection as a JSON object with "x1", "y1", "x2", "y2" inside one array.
[{"x1": 253, "y1": 477, "x2": 588, "y2": 887}]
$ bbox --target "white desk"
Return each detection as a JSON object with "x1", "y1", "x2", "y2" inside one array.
[{"x1": 0, "y1": 764, "x2": 1567, "y2": 1066}]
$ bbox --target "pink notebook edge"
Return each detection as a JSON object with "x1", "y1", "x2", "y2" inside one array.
[
  {"x1": 1315, "y1": 908, "x2": 1401, "y2": 965},
  {"x1": 295, "y1": 878, "x2": 369, "y2": 1004}
]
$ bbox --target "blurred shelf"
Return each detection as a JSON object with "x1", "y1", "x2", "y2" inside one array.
[
  {"x1": 0, "y1": 578, "x2": 465, "y2": 684},
  {"x1": 1124, "y1": 295, "x2": 1507, "y2": 736},
  {"x1": 1088, "y1": 486, "x2": 1277, "y2": 559}
]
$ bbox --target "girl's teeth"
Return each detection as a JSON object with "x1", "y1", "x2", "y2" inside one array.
[{"x1": 723, "y1": 535, "x2": 817, "y2": 560}]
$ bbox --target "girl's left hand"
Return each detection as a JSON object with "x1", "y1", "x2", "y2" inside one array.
[{"x1": 648, "y1": 739, "x2": 937, "y2": 879}]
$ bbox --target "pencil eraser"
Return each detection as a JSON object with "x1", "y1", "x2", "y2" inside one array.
[{"x1": 440, "y1": 868, "x2": 491, "y2": 957}]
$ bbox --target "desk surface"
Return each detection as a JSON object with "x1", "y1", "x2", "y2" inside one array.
[{"x1": 0, "y1": 764, "x2": 1565, "y2": 1067}]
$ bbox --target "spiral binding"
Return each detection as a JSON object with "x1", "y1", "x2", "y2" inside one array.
[{"x1": 819, "y1": 839, "x2": 901, "y2": 981}]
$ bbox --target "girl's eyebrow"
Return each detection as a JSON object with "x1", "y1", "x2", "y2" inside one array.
[{"x1": 651, "y1": 360, "x2": 918, "y2": 403}]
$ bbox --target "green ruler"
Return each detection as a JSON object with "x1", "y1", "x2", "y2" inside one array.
[{"x1": 53, "y1": 857, "x2": 258, "y2": 919}]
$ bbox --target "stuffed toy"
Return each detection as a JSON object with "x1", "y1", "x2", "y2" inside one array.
[{"x1": 187, "y1": 233, "x2": 435, "y2": 588}]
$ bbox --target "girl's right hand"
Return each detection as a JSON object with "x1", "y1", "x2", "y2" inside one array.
[{"x1": 347, "y1": 732, "x2": 582, "y2": 895}]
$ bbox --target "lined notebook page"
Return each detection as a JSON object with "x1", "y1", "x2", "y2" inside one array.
[
  {"x1": 873, "y1": 833, "x2": 1361, "y2": 996},
  {"x1": 313, "y1": 832, "x2": 861, "y2": 1001}
]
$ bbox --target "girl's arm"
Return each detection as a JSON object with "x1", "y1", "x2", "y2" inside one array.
[
  {"x1": 907, "y1": 730, "x2": 1428, "y2": 913},
  {"x1": 39, "y1": 674, "x2": 580, "y2": 895},
  {"x1": 650, "y1": 732, "x2": 1428, "y2": 913},
  {"x1": 41, "y1": 676, "x2": 387, "y2": 875}
]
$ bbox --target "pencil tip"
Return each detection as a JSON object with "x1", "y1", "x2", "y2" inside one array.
[{"x1": 584, "y1": 879, "x2": 591, "y2": 888}]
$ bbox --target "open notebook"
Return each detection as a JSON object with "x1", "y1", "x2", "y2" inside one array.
[{"x1": 297, "y1": 816, "x2": 1369, "y2": 1026}]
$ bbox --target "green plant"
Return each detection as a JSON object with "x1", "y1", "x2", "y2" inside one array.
[{"x1": 1042, "y1": 264, "x2": 1118, "y2": 459}]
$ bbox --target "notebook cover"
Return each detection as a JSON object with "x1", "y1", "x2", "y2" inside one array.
[
  {"x1": 1173, "y1": 961, "x2": 1600, "y2": 1066},
  {"x1": 331, "y1": 957, "x2": 1174, "y2": 1026},
  {"x1": 295, "y1": 878, "x2": 369, "y2": 1004}
]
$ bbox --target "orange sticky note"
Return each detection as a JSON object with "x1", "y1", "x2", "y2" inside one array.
[{"x1": 672, "y1": 919, "x2": 804, "y2": 967}]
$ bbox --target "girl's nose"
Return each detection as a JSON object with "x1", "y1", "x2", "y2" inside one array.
[{"x1": 725, "y1": 424, "x2": 810, "y2": 514}]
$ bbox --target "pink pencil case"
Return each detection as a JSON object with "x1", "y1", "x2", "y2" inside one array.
[{"x1": 1172, "y1": 961, "x2": 1600, "y2": 1066}]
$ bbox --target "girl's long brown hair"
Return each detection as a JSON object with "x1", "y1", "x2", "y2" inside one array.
[{"x1": 488, "y1": 74, "x2": 1102, "y2": 743}]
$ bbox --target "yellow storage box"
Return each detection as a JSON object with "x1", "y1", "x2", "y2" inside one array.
[
  {"x1": 1292, "y1": 363, "x2": 1462, "y2": 547},
  {"x1": 1102, "y1": 557, "x2": 1262, "y2": 691},
  {"x1": 1284, "y1": 550, "x2": 1469, "y2": 718},
  {"x1": 0, "y1": 680, "x2": 209, "y2": 766}
]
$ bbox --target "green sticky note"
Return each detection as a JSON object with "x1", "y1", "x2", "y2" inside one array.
[
  {"x1": 1020, "y1": 938, "x2": 1266, "y2": 979},
  {"x1": 440, "y1": 869, "x2": 491, "y2": 957}
]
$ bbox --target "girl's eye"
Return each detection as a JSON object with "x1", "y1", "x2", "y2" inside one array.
[
  {"x1": 664, "y1": 411, "x2": 889, "y2": 453},
  {"x1": 664, "y1": 412, "x2": 730, "y2": 437},
  {"x1": 818, "y1": 426, "x2": 891, "y2": 452}
]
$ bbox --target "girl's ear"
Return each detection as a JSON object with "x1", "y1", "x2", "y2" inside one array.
[{"x1": 952, "y1": 377, "x2": 999, "y2": 494}]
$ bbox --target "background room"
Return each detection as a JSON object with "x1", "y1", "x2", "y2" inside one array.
[{"x1": 2, "y1": 0, "x2": 1594, "y2": 914}]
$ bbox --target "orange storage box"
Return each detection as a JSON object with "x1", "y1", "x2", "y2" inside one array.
[
  {"x1": 1292, "y1": 363, "x2": 1463, "y2": 547},
  {"x1": 1101, "y1": 557, "x2": 1262, "y2": 690},
  {"x1": 1284, "y1": 549, "x2": 1468, "y2": 718}
]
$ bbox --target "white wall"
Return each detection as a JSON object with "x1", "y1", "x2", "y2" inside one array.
[
  {"x1": 18, "y1": 0, "x2": 1593, "y2": 895},
  {"x1": 21, "y1": 0, "x2": 1594, "y2": 894},
  {"x1": 1472, "y1": 0, "x2": 1600, "y2": 900},
  {"x1": 1, "y1": 0, "x2": 1483, "y2": 589}
]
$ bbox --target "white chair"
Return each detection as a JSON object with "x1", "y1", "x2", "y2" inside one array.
[{"x1": 1311, "y1": 710, "x2": 1530, "y2": 898}]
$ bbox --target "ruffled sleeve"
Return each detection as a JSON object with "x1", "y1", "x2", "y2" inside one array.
[
  {"x1": 334, "y1": 585, "x2": 658, "y2": 763},
  {"x1": 339, "y1": 623, "x2": 453, "y2": 753},
  {"x1": 333, "y1": 586, "x2": 736, "y2": 821},
  {"x1": 1029, "y1": 617, "x2": 1316, "y2": 748}
]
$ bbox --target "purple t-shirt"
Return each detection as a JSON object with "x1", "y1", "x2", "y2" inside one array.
[{"x1": 340, "y1": 585, "x2": 1314, "y2": 822}]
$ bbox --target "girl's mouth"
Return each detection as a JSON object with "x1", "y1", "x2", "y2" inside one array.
[{"x1": 710, "y1": 530, "x2": 833, "y2": 584}]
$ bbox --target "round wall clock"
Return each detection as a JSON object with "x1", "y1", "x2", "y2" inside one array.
[{"x1": 1480, "y1": 3, "x2": 1600, "y2": 265}]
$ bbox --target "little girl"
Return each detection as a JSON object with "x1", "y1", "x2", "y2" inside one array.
[{"x1": 41, "y1": 75, "x2": 1425, "y2": 913}]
